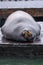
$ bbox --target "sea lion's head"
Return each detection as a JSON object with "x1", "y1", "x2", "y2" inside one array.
[{"x1": 22, "y1": 30, "x2": 36, "y2": 42}]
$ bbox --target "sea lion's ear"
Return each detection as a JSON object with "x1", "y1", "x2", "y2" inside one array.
[{"x1": 22, "y1": 30, "x2": 32, "y2": 39}]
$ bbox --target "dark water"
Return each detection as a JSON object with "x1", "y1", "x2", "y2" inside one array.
[{"x1": 0, "y1": 57, "x2": 43, "y2": 65}]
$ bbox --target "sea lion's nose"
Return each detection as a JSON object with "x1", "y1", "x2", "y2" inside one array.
[
  {"x1": 25, "y1": 31, "x2": 32, "y2": 38},
  {"x1": 22, "y1": 30, "x2": 32, "y2": 40}
]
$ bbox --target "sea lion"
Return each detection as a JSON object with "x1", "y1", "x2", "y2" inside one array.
[{"x1": 1, "y1": 10, "x2": 41, "y2": 42}]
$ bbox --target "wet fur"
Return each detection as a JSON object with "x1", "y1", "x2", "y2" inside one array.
[{"x1": 1, "y1": 10, "x2": 41, "y2": 42}]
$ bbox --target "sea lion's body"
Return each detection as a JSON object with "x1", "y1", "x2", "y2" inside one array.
[{"x1": 1, "y1": 11, "x2": 41, "y2": 42}]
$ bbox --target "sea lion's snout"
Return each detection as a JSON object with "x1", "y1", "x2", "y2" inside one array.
[
  {"x1": 24, "y1": 31, "x2": 32, "y2": 38},
  {"x1": 22, "y1": 30, "x2": 34, "y2": 41}
]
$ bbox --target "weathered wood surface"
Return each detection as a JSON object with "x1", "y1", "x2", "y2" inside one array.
[
  {"x1": 0, "y1": 8, "x2": 43, "y2": 17},
  {"x1": 0, "y1": 1, "x2": 43, "y2": 9}
]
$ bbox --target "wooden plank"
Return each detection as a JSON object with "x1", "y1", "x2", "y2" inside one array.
[
  {"x1": 0, "y1": 1, "x2": 43, "y2": 9},
  {"x1": 0, "y1": 8, "x2": 43, "y2": 17}
]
